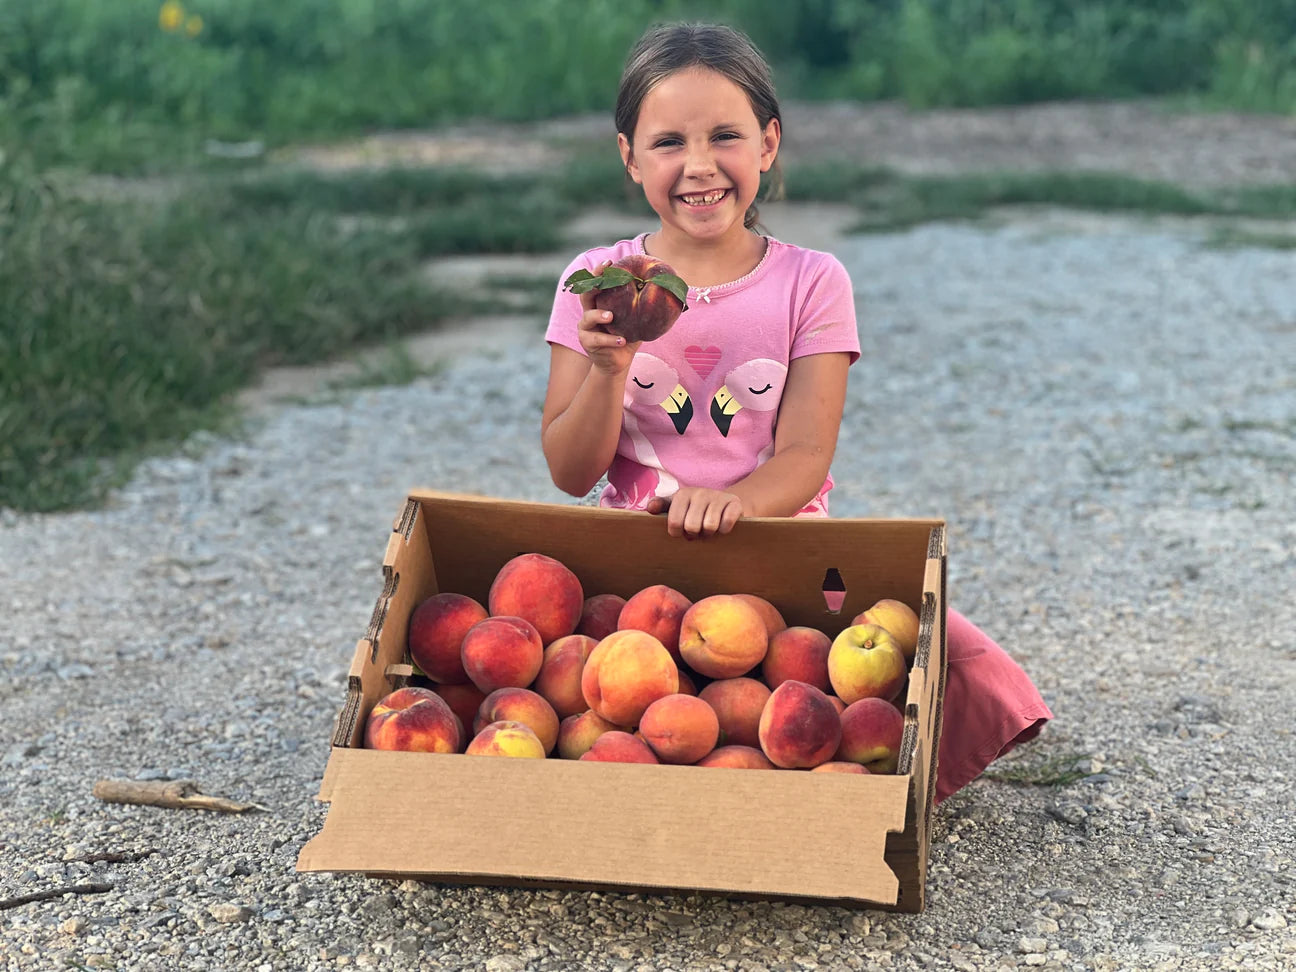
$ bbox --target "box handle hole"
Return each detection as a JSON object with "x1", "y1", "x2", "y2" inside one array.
[{"x1": 821, "y1": 568, "x2": 846, "y2": 614}]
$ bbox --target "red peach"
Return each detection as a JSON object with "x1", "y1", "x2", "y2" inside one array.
[
  {"x1": 693, "y1": 745, "x2": 776, "y2": 770},
  {"x1": 487, "y1": 553, "x2": 583, "y2": 645},
  {"x1": 474, "y1": 687, "x2": 560, "y2": 756},
  {"x1": 465, "y1": 720, "x2": 546, "y2": 758},
  {"x1": 533, "y1": 634, "x2": 598, "y2": 719},
  {"x1": 675, "y1": 668, "x2": 698, "y2": 697},
  {"x1": 581, "y1": 629, "x2": 678, "y2": 727},
  {"x1": 579, "y1": 730, "x2": 660, "y2": 764},
  {"x1": 364, "y1": 687, "x2": 462, "y2": 754},
  {"x1": 431, "y1": 682, "x2": 486, "y2": 748},
  {"x1": 639, "y1": 694, "x2": 721, "y2": 765},
  {"x1": 758, "y1": 680, "x2": 842, "y2": 769},
  {"x1": 836, "y1": 697, "x2": 906, "y2": 773},
  {"x1": 678, "y1": 594, "x2": 769, "y2": 679},
  {"x1": 460, "y1": 615, "x2": 544, "y2": 695},
  {"x1": 588, "y1": 254, "x2": 687, "y2": 344},
  {"x1": 407, "y1": 592, "x2": 487, "y2": 685},
  {"x1": 733, "y1": 594, "x2": 787, "y2": 639},
  {"x1": 617, "y1": 585, "x2": 693, "y2": 663},
  {"x1": 762, "y1": 625, "x2": 832, "y2": 693},
  {"x1": 576, "y1": 594, "x2": 627, "y2": 641},
  {"x1": 556, "y1": 710, "x2": 622, "y2": 760},
  {"x1": 812, "y1": 761, "x2": 870, "y2": 774},
  {"x1": 697, "y1": 677, "x2": 771, "y2": 750}
]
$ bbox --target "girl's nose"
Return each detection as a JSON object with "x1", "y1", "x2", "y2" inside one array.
[{"x1": 683, "y1": 141, "x2": 716, "y2": 177}]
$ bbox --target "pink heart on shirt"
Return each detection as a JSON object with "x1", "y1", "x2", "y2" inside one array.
[{"x1": 684, "y1": 345, "x2": 722, "y2": 380}]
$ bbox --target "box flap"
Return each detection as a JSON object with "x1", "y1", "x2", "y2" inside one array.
[{"x1": 298, "y1": 749, "x2": 910, "y2": 905}]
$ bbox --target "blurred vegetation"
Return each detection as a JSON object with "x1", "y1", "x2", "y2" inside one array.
[{"x1": 3, "y1": 0, "x2": 1295, "y2": 512}]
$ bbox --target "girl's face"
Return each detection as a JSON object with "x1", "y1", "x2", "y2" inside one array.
[{"x1": 619, "y1": 67, "x2": 780, "y2": 249}]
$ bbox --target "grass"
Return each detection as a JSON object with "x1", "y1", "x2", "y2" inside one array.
[
  {"x1": 983, "y1": 750, "x2": 1095, "y2": 787},
  {"x1": 5, "y1": 147, "x2": 1296, "y2": 514}
]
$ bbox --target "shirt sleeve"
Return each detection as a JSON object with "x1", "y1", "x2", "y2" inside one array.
[
  {"x1": 789, "y1": 251, "x2": 861, "y2": 365},
  {"x1": 545, "y1": 250, "x2": 605, "y2": 356}
]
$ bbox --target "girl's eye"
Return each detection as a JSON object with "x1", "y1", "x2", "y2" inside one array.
[
  {"x1": 715, "y1": 132, "x2": 739, "y2": 141},
  {"x1": 748, "y1": 383, "x2": 773, "y2": 395},
  {"x1": 654, "y1": 138, "x2": 681, "y2": 149}
]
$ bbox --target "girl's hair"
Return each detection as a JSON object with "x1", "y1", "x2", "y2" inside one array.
[{"x1": 615, "y1": 22, "x2": 785, "y2": 231}]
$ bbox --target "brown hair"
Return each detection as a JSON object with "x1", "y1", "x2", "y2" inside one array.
[{"x1": 615, "y1": 22, "x2": 785, "y2": 231}]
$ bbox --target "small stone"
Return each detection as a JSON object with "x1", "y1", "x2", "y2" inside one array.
[
  {"x1": 59, "y1": 917, "x2": 88, "y2": 935},
  {"x1": 1018, "y1": 937, "x2": 1048, "y2": 954},
  {"x1": 1252, "y1": 910, "x2": 1288, "y2": 931},
  {"x1": 207, "y1": 903, "x2": 252, "y2": 924},
  {"x1": 1024, "y1": 955, "x2": 1047, "y2": 966},
  {"x1": 484, "y1": 957, "x2": 527, "y2": 972}
]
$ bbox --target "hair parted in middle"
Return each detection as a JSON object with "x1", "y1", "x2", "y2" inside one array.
[{"x1": 614, "y1": 21, "x2": 785, "y2": 231}]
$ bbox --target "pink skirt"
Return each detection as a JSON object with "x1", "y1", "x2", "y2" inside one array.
[{"x1": 935, "y1": 609, "x2": 1053, "y2": 803}]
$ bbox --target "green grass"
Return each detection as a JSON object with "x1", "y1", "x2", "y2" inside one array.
[{"x1": 983, "y1": 751, "x2": 1095, "y2": 787}]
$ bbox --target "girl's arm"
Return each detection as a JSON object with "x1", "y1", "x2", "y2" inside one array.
[
  {"x1": 647, "y1": 351, "x2": 850, "y2": 536},
  {"x1": 541, "y1": 273, "x2": 642, "y2": 496}
]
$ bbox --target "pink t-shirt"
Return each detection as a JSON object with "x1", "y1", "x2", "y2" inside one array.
[{"x1": 547, "y1": 234, "x2": 861, "y2": 515}]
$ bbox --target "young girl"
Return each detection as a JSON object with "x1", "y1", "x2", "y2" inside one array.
[{"x1": 541, "y1": 22, "x2": 1051, "y2": 801}]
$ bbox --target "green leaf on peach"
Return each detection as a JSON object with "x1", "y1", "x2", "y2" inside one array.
[{"x1": 647, "y1": 272, "x2": 689, "y2": 307}]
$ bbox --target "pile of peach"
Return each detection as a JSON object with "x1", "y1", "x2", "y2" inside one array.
[{"x1": 365, "y1": 552, "x2": 921, "y2": 774}]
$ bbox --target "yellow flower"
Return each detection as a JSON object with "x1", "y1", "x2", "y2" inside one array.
[
  {"x1": 158, "y1": 1, "x2": 184, "y2": 32},
  {"x1": 185, "y1": 14, "x2": 203, "y2": 37}
]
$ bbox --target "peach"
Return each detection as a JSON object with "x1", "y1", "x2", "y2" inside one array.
[
  {"x1": 836, "y1": 697, "x2": 906, "y2": 773},
  {"x1": 579, "y1": 730, "x2": 660, "y2": 764},
  {"x1": 556, "y1": 710, "x2": 622, "y2": 760},
  {"x1": 566, "y1": 253, "x2": 687, "y2": 344},
  {"x1": 581, "y1": 629, "x2": 678, "y2": 727},
  {"x1": 639, "y1": 694, "x2": 720, "y2": 765},
  {"x1": 533, "y1": 634, "x2": 598, "y2": 719},
  {"x1": 762, "y1": 625, "x2": 832, "y2": 693},
  {"x1": 678, "y1": 594, "x2": 769, "y2": 679},
  {"x1": 852, "y1": 598, "x2": 920, "y2": 661},
  {"x1": 758, "y1": 680, "x2": 842, "y2": 769},
  {"x1": 827, "y1": 695, "x2": 847, "y2": 715},
  {"x1": 474, "y1": 687, "x2": 560, "y2": 755},
  {"x1": 431, "y1": 682, "x2": 486, "y2": 747},
  {"x1": 487, "y1": 552, "x2": 583, "y2": 645},
  {"x1": 697, "y1": 677, "x2": 770, "y2": 750},
  {"x1": 365, "y1": 687, "x2": 462, "y2": 754},
  {"x1": 812, "y1": 761, "x2": 870, "y2": 775},
  {"x1": 407, "y1": 592, "x2": 487, "y2": 685},
  {"x1": 693, "y1": 745, "x2": 775, "y2": 770},
  {"x1": 827, "y1": 623, "x2": 908, "y2": 704},
  {"x1": 460, "y1": 615, "x2": 544, "y2": 695},
  {"x1": 675, "y1": 668, "x2": 698, "y2": 697},
  {"x1": 733, "y1": 593, "x2": 787, "y2": 639},
  {"x1": 465, "y1": 720, "x2": 546, "y2": 758},
  {"x1": 617, "y1": 584, "x2": 693, "y2": 662},
  {"x1": 576, "y1": 594, "x2": 627, "y2": 641}
]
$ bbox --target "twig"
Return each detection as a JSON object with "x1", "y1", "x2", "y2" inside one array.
[
  {"x1": 0, "y1": 883, "x2": 113, "y2": 911},
  {"x1": 91, "y1": 779, "x2": 266, "y2": 814},
  {"x1": 65, "y1": 849, "x2": 160, "y2": 865}
]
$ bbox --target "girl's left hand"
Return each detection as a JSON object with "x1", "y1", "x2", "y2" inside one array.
[{"x1": 646, "y1": 488, "x2": 744, "y2": 539}]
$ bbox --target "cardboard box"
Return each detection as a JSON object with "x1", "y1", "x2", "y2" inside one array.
[{"x1": 297, "y1": 491, "x2": 947, "y2": 911}]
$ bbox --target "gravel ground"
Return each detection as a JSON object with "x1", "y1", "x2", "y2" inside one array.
[{"x1": 3, "y1": 211, "x2": 1295, "y2": 970}]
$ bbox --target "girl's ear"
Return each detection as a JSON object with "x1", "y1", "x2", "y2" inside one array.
[
  {"x1": 759, "y1": 117, "x2": 782, "y2": 174},
  {"x1": 618, "y1": 132, "x2": 643, "y2": 184}
]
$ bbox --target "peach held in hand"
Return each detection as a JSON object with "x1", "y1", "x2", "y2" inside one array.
[
  {"x1": 407, "y1": 592, "x2": 487, "y2": 685},
  {"x1": 563, "y1": 254, "x2": 689, "y2": 344},
  {"x1": 851, "y1": 598, "x2": 920, "y2": 661},
  {"x1": 466, "y1": 720, "x2": 546, "y2": 758},
  {"x1": 678, "y1": 594, "x2": 769, "y2": 679},
  {"x1": 460, "y1": 615, "x2": 544, "y2": 695},
  {"x1": 581, "y1": 629, "x2": 679, "y2": 727},
  {"x1": 365, "y1": 687, "x2": 462, "y2": 754},
  {"x1": 618, "y1": 584, "x2": 693, "y2": 663},
  {"x1": 488, "y1": 552, "x2": 584, "y2": 645},
  {"x1": 827, "y1": 623, "x2": 908, "y2": 704},
  {"x1": 757, "y1": 680, "x2": 842, "y2": 769},
  {"x1": 474, "y1": 687, "x2": 560, "y2": 756},
  {"x1": 762, "y1": 625, "x2": 832, "y2": 693},
  {"x1": 836, "y1": 697, "x2": 905, "y2": 773},
  {"x1": 639, "y1": 694, "x2": 721, "y2": 765}
]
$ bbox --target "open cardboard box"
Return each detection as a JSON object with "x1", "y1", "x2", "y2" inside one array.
[{"x1": 298, "y1": 491, "x2": 947, "y2": 911}]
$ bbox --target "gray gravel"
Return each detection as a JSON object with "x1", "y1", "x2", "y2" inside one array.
[{"x1": 3, "y1": 211, "x2": 1294, "y2": 970}]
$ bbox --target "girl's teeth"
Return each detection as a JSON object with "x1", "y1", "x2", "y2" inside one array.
[{"x1": 683, "y1": 190, "x2": 725, "y2": 205}]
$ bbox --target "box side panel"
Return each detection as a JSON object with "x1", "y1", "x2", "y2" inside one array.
[
  {"x1": 412, "y1": 492, "x2": 939, "y2": 631},
  {"x1": 297, "y1": 751, "x2": 911, "y2": 906}
]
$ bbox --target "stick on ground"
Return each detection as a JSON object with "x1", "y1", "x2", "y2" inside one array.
[
  {"x1": 91, "y1": 779, "x2": 265, "y2": 813},
  {"x1": 0, "y1": 883, "x2": 113, "y2": 911}
]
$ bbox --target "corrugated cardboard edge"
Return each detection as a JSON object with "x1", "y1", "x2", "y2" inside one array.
[{"x1": 305, "y1": 492, "x2": 947, "y2": 910}]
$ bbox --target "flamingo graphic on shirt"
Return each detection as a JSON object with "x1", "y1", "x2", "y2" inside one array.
[
  {"x1": 710, "y1": 358, "x2": 787, "y2": 438},
  {"x1": 604, "y1": 353, "x2": 692, "y2": 508}
]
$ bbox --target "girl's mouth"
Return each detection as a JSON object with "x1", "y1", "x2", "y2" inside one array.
[{"x1": 678, "y1": 189, "x2": 730, "y2": 208}]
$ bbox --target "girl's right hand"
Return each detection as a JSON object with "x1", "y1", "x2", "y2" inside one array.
[{"x1": 576, "y1": 261, "x2": 641, "y2": 376}]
